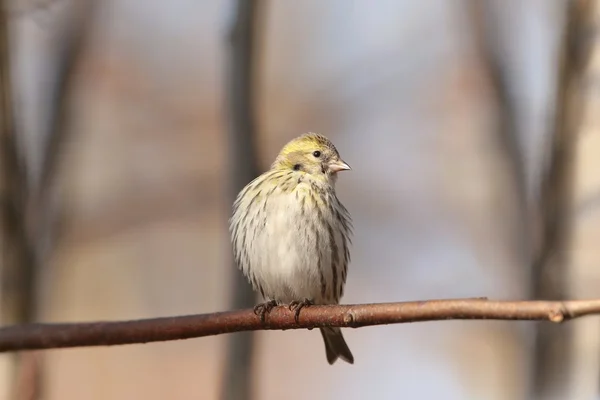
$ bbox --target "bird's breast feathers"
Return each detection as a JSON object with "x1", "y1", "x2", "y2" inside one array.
[{"x1": 231, "y1": 170, "x2": 351, "y2": 303}]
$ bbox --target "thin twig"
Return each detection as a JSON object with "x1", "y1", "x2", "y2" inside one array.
[{"x1": 1, "y1": 298, "x2": 600, "y2": 352}]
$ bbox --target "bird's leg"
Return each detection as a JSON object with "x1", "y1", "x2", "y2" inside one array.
[
  {"x1": 253, "y1": 300, "x2": 278, "y2": 322},
  {"x1": 288, "y1": 298, "x2": 313, "y2": 323}
]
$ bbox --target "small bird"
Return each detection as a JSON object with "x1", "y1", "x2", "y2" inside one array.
[{"x1": 230, "y1": 132, "x2": 354, "y2": 365}]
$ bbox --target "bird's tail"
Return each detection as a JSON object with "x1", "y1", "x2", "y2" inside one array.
[{"x1": 320, "y1": 327, "x2": 354, "y2": 365}]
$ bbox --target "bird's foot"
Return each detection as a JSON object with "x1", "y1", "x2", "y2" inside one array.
[
  {"x1": 288, "y1": 298, "x2": 313, "y2": 323},
  {"x1": 254, "y1": 300, "x2": 278, "y2": 323}
]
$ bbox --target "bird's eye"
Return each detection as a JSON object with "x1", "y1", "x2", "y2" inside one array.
[{"x1": 312, "y1": 151, "x2": 321, "y2": 158}]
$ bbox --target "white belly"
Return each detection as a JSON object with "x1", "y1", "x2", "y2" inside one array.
[
  {"x1": 252, "y1": 191, "x2": 331, "y2": 303},
  {"x1": 231, "y1": 174, "x2": 350, "y2": 306}
]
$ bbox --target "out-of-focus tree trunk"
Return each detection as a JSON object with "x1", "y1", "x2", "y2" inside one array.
[
  {"x1": 562, "y1": 1, "x2": 600, "y2": 399},
  {"x1": 0, "y1": 0, "x2": 35, "y2": 329},
  {"x1": 467, "y1": 4, "x2": 535, "y2": 397},
  {"x1": 221, "y1": 1, "x2": 263, "y2": 400},
  {"x1": 0, "y1": 2, "x2": 41, "y2": 399},
  {"x1": 32, "y1": 0, "x2": 95, "y2": 319},
  {"x1": 469, "y1": 1, "x2": 594, "y2": 398},
  {"x1": 466, "y1": 0, "x2": 532, "y2": 289},
  {"x1": 1, "y1": 2, "x2": 94, "y2": 399},
  {"x1": 530, "y1": 1, "x2": 593, "y2": 399}
]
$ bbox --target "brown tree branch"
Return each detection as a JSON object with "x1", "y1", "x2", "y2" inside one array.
[{"x1": 1, "y1": 298, "x2": 600, "y2": 353}]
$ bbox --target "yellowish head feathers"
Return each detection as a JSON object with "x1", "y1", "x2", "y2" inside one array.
[
  {"x1": 271, "y1": 132, "x2": 342, "y2": 171},
  {"x1": 278, "y1": 133, "x2": 339, "y2": 158}
]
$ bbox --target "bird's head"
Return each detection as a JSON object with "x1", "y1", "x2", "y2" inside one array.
[{"x1": 271, "y1": 133, "x2": 351, "y2": 183}]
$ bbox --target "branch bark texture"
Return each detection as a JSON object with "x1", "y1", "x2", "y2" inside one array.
[{"x1": 0, "y1": 298, "x2": 599, "y2": 353}]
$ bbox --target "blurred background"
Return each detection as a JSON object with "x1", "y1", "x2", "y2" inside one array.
[{"x1": 1, "y1": 0, "x2": 599, "y2": 399}]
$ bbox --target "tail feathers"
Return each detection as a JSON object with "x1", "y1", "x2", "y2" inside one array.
[{"x1": 320, "y1": 327, "x2": 354, "y2": 365}]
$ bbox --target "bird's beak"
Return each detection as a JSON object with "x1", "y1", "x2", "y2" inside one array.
[{"x1": 329, "y1": 160, "x2": 351, "y2": 173}]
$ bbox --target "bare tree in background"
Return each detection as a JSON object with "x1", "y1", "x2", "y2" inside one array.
[
  {"x1": 0, "y1": 2, "x2": 41, "y2": 398},
  {"x1": 466, "y1": 0, "x2": 532, "y2": 293},
  {"x1": 1, "y1": 1, "x2": 94, "y2": 398},
  {"x1": 221, "y1": 1, "x2": 263, "y2": 400},
  {"x1": 530, "y1": 1, "x2": 593, "y2": 398},
  {"x1": 470, "y1": 1, "x2": 594, "y2": 398},
  {"x1": 32, "y1": 0, "x2": 95, "y2": 315}
]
